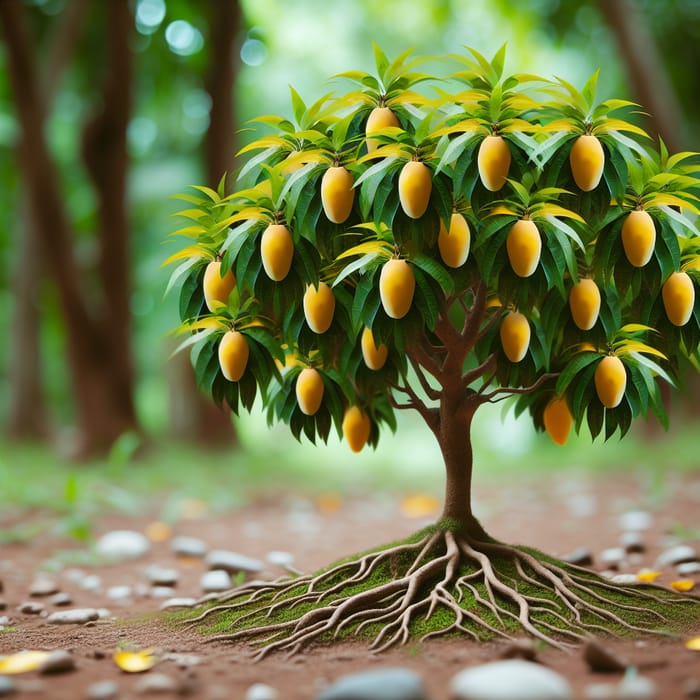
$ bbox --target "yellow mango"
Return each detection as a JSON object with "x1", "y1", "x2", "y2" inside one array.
[
  {"x1": 295, "y1": 368, "x2": 324, "y2": 416},
  {"x1": 569, "y1": 278, "x2": 601, "y2": 331},
  {"x1": 379, "y1": 259, "x2": 415, "y2": 319},
  {"x1": 203, "y1": 260, "x2": 236, "y2": 312},
  {"x1": 621, "y1": 210, "x2": 655, "y2": 267},
  {"x1": 499, "y1": 311, "x2": 530, "y2": 363},
  {"x1": 438, "y1": 212, "x2": 470, "y2": 268},
  {"x1": 342, "y1": 405, "x2": 371, "y2": 453},
  {"x1": 543, "y1": 396, "x2": 574, "y2": 446},
  {"x1": 594, "y1": 355, "x2": 626, "y2": 408},
  {"x1": 398, "y1": 160, "x2": 432, "y2": 219},
  {"x1": 361, "y1": 327, "x2": 388, "y2": 370},
  {"x1": 662, "y1": 271, "x2": 695, "y2": 326},
  {"x1": 321, "y1": 166, "x2": 355, "y2": 224},
  {"x1": 477, "y1": 135, "x2": 510, "y2": 191},
  {"x1": 218, "y1": 330, "x2": 249, "y2": 382},
  {"x1": 261, "y1": 223, "x2": 294, "y2": 281},
  {"x1": 569, "y1": 134, "x2": 605, "y2": 191},
  {"x1": 365, "y1": 106, "x2": 399, "y2": 153},
  {"x1": 507, "y1": 219, "x2": 541, "y2": 277},
  {"x1": 303, "y1": 282, "x2": 335, "y2": 334}
]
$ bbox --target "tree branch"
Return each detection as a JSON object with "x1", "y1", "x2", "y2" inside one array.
[
  {"x1": 389, "y1": 382, "x2": 439, "y2": 433},
  {"x1": 482, "y1": 372, "x2": 559, "y2": 403},
  {"x1": 408, "y1": 355, "x2": 440, "y2": 401},
  {"x1": 462, "y1": 354, "x2": 497, "y2": 388}
]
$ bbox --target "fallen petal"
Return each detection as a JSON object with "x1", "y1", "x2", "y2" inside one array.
[
  {"x1": 685, "y1": 637, "x2": 700, "y2": 651},
  {"x1": 113, "y1": 649, "x2": 159, "y2": 673},
  {"x1": 670, "y1": 579, "x2": 696, "y2": 592},
  {"x1": 0, "y1": 650, "x2": 51, "y2": 674},
  {"x1": 400, "y1": 493, "x2": 441, "y2": 519},
  {"x1": 636, "y1": 570, "x2": 662, "y2": 583}
]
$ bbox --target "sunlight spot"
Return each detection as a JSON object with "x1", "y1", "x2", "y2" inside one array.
[
  {"x1": 165, "y1": 20, "x2": 203, "y2": 56},
  {"x1": 135, "y1": 0, "x2": 166, "y2": 35}
]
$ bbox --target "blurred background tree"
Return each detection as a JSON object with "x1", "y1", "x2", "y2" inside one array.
[{"x1": 0, "y1": 0, "x2": 697, "y2": 459}]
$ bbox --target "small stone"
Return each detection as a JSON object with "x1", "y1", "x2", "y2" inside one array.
[
  {"x1": 47, "y1": 608, "x2": 100, "y2": 624},
  {"x1": 159, "y1": 597, "x2": 197, "y2": 611},
  {"x1": 96, "y1": 530, "x2": 151, "y2": 561},
  {"x1": 50, "y1": 592, "x2": 73, "y2": 607},
  {"x1": 317, "y1": 668, "x2": 428, "y2": 700},
  {"x1": 246, "y1": 683, "x2": 279, "y2": 700},
  {"x1": 584, "y1": 682, "x2": 617, "y2": 699},
  {"x1": 450, "y1": 660, "x2": 573, "y2": 700},
  {"x1": 38, "y1": 649, "x2": 76, "y2": 674},
  {"x1": 145, "y1": 565, "x2": 179, "y2": 587},
  {"x1": 620, "y1": 531, "x2": 646, "y2": 554},
  {"x1": 583, "y1": 639, "x2": 627, "y2": 673},
  {"x1": 619, "y1": 510, "x2": 652, "y2": 532},
  {"x1": 0, "y1": 616, "x2": 10, "y2": 626},
  {"x1": 134, "y1": 672, "x2": 178, "y2": 694},
  {"x1": 600, "y1": 548, "x2": 626, "y2": 569},
  {"x1": 610, "y1": 574, "x2": 639, "y2": 585},
  {"x1": 619, "y1": 674, "x2": 657, "y2": 699},
  {"x1": 18, "y1": 601, "x2": 45, "y2": 615},
  {"x1": 162, "y1": 652, "x2": 201, "y2": 668},
  {"x1": 684, "y1": 678, "x2": 700, "y2": 698},
  {"x1": 150, "y1": 586, "x2": 176, "y2": 598},
  {"x1": 0, "y1": 676, "x2": 16, "y2": 697},
  {"x1": 106, "y1": 585, "x2": 132, "y2": 601},
  {"x1": 200, "y1": 570, "x2": 232, "y2": 593},
  {"x1": 86, "y1": 680, "x2": 120, "y2": 699},
  {"x1": 678, "y1": 562, "x2": 700, "y2": 576},
  {"x1": 562, "y1": 548, "x2": 594, "y2": 567},
  {"x1": 170, "y1": 535, "x2": 208, "y2": 558},
  {"x1": 266, "y1": 550, "x2": 294, "y2": 568},
  {"x1": 29, "y1": 576, "x2": 60, "y2": 597},
  {"x1": 498, "y1": 639, "x2": 537, "y2": 662},
  {"x1": 79, "y1": 574, "x2": 102, "y2": 592},
  {"x1": 655, "y1": 545, "x2": 699, "y2": 569},
  {"x1": 0, "y1": 599, "x2": 7, "y2": 611},
  {"x1": 205, "y1": 550, "x2": 264, "y2": 574}
]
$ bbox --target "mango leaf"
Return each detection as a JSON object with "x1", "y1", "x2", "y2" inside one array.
[
  {"x1": 113, "y1": 649, "x2": 160, "y2": 673},
  {"x1": 0, "y1": 650, "x2": 51, "y2": 674}
]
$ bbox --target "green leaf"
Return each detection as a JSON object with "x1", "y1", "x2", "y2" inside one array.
[
  {"x1": 556, "y1": 352, "x2": 600, "y2": 395},
  {"x1": 412, "y1": 254, "x2": 455, "y2": 295}
]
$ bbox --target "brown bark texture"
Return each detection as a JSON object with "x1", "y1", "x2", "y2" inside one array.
[{"x1": 0, "y1": 0, "x2": 139, "y2": 457}]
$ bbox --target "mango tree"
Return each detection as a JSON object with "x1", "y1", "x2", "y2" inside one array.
[{"x1": 165, "y1": 45, "x2": 700, "y2": 655}]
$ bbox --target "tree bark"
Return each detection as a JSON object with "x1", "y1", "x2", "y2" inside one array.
[
  {"x1": 168, "y1": 0, "x2": 242, "y2": 446},
  {"x1": 0, "y1": 0, "x2": 139, "y2": 457}
]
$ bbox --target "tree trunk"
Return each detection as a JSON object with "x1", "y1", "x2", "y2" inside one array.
[
  {"x1": 167, "y1": 0, "x2": 242, "y2": 446},
  {"x1": 0, "y1": 0, "x2": 140, "y2": 457},
  {"x1": 437, "y1": 390, "x2": 488, "y2": 539}
]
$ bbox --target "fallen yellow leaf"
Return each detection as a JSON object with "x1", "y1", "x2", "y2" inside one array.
[
  {"x1": 686, "y1": 637, "x2": 700, "y2": 651},
  {"x1": 315, "y1": 493, "x2": 343, "y2": 514},
  {"x1": 636, "y1": 570, "x2": 662, "y2": 583},
  {"x1": 0, "y1": 650, "x2": 51, "y2": 674},
  {"x1": 400, "y1": 493, "x2": 441, "y2": 519},
  {"x1": 113, "y1": 649, "x2": 159, "y2": 673},
  {"x1": 670, "y1": 579, "x2": 696, "y2": 592}
]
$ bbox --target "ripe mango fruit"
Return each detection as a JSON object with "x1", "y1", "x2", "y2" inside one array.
[
  {"x1": 303, "y1": 282, "x2": 335, "y2": 334},
  {"x1": 321, "y1": 166, "x2": 355, "y2": 224},
  {"x1": 261, "y1": 223, "x2": 294, "y2": 281},
  {"x1": 365, "y1": 106, "x2": 399, "y2": 153},
  {"x1": 662, "y1": 271, "x2": 695, "y2": 326},
  {"x1": 203, "y1": 260, "x2": 236, "y2": 312},
  {"x1": 379, "y1": 259, "x2": 415, "y2": 319},
  {"x1": 361, "y1": 327, "x2": 388, "y2": 370},
  {"x1": 295, "y1": 368, "x2": 324, "y2": 416},
  {"x1": 543, "y1": 396, "x2": 574, "y2": 446},
  {"x1": 569, "y1": 134, "x2": 605, "y2": 191},
  {"x1": 342, "y1": 405, "x2": 371, "y2": 453},
  {"x1": 569, "y1": 278, "x2": 601, "y2": 331},
  {"x1": 621, "y1": 210, "x2": 655, "y2": 267},
  {"x1": 594, "y1": 355, "x2": 626, "y2": 408},
  {"x1": 499, "y1": 311, "x2": 530, "y2": 363},
  {"x1": 507, "y1": 219, "x2": 541, "y2": 278},
  {"x1": 218, "y1": 330, "x2": 249, "y2": 382},
  {"x1": 398, "y1": 160, "x2": 432, "y2": 219},
  {"x1": 438, "y1": 212, "x2": 470, "y2": 268},
  {"x1": 477, "y1": 135, "x2": 510, "y2": 191}
]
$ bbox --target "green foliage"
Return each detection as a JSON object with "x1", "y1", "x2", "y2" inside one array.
[{"x1": 165, "y1": 45, "x2": 700, "y2": 450}]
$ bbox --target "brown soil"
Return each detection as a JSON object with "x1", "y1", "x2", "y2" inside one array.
[{"x1": 1, "y1": 468, "x2": 699, "y2": 699}]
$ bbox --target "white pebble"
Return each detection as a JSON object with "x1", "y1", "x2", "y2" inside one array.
[
  {"x1": 619, "y1": 510, "x2": 652, "y2": 532},
  {"x1": 200, "y1": 569, "x2": 232, "y2": 593},
  {"x1": 47, "y1": 608, "x2": 100, "y2": 624},
  {"x1": 246, "y1": 682, "x2": 279, "y2": 700},
  {"x1": 96, "y1": 530, "x2": 151, "y2": 561}
]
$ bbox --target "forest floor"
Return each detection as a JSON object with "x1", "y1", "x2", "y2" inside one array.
[{"x1": 1, "y1": 466, "x2": 699, "y2": 699}]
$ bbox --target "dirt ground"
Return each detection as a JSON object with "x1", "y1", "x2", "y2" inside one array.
[{"x1": 1, "y1": 467, "x2": 700, "y2": 699}]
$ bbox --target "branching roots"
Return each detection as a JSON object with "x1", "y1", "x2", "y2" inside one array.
[{"x1": 184, "y1": 528, "x2": 700, "y2": 659}]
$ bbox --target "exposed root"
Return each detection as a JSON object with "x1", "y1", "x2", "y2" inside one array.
[{"x1": 183, "y1": 527, "x2": 700, "y2": 659}]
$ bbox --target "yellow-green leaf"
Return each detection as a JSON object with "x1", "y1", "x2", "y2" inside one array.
[
  {"x1": 336, "y1": 240, "x2": 394, "y2": 261},
  {"x1": 615, "y1": 340, "x2": 667, "y2": 360},
  {"x1": 161, "y1": 246, "x2": 210, "y2": 268}
]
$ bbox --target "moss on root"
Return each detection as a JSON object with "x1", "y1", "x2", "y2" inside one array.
[{"x1": 174, "y1": 525, "x2": 700, "y2": 658}]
